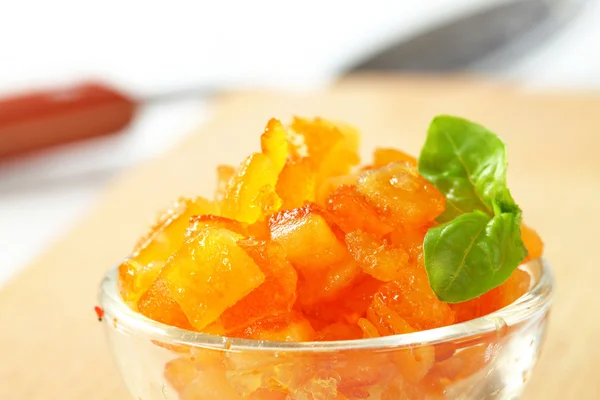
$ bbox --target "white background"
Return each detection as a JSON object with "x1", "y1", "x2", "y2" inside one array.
[{"x1": 1, "y1": 0, "x2": 599, "y2": 287}]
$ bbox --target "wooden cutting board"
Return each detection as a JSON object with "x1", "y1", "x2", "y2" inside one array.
[{"x1": 1, "y1": 75, "x2": 599, "y2": 400}]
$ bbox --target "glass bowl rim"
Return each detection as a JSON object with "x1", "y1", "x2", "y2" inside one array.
[{"x1": 98, "y1": 257, "x2": 553, "y2": 353}]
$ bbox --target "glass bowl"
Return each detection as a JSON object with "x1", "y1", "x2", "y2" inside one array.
[{"x1": 98, "y1": 258, "x2": 553, "y2": 400}]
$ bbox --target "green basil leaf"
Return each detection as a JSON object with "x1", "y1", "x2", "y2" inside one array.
[
  {"x1": 418, "y1": 115, "x2": 517, "y2": 222},
  {"x1": 418, "y1": 115, "x2": 528, "y2": 302},
  {"x1": 423, "y1": 210, "x2": 526, "y2": 303}
]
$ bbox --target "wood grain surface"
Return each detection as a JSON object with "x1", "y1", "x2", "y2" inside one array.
[{"x1": 1, "y1": 75, "x2": 599, "y2": 399}]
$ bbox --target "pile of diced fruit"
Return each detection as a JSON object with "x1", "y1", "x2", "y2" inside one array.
[
  {"x1": 119, "y1": 116, "x2": 543, "y2": 339},
  {"x1": 117, "y1": 117, "x2": 543, "y2": 399}
]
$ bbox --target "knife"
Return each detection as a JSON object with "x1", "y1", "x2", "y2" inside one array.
[
  {"x1": 349, "y1": 0, "x2": 585, "y2": 72},
  {"x1": 0, "y1": 0, "x2": 586, "y2": 189}
]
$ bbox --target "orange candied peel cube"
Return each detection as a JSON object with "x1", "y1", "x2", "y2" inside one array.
[
  {"x1": 164, "y1": 357, "x2": 200, "y2": 394},
  {"x1": 373, "y1": 147, "x2": 418, "y2": 168},
  {"x1": 224, "y1": 348, "x2": 312, "y2": 397},
  {"x1": 187, "y1": 214, "x2": 248, "y2": 237},
  {"x1": 289, "y1": 117, "x2": 360, "y2": 186},
  {"x1": 428, "y1": 343, "x2": 490, "y2": 384},
  {"x1": 391, "y1": 345, "x2": 436, "y2": 384},
  {"x1": 293, "y1": 369, "x2": 343, "y2": 400},
  {"x1": 288, "y1": 117, "x2": 342, "y2": 164},
  {"x1": 296, "y1": 257, "x2": 363, "y2": 307},
  {"x1": 368, "y1": 266, "x2": 455, "y2": 332},
  {"x1": 367, "y1": 293, "x2": 416, "y2": 336},
  {"x1": 164, "y1": 348, "x2": 226, "y2": 393},
  {"x1": 179, "y1": 368, "x2": 242, "y2": 400},
  {"x1": 119, "y1": 196, "x2": 217, "y2": 304},
  {"x1": 215, "y1": 164, "x2": 236, "y2": 201},
  {"x1": 229, "y1": 312, "x2": 315, "y2": 342},
  {"x1": 356, "y1": 162, "x2": 445, "y2": 227},
  {"x1": 357, "y1": 318, "x2": 380, "y2": 338},
  {"x1": 489, "y1": 268, "x2": 531, "y2": 311},
  {"x1": 133, "y1": 197, "x2": 218, "y2": 264},
  {"x1": 307, "y1": 351, "x2": 392, "y2": 397},
  {"x1": 118, "y1": 259, "x2": 163, "y2": 307},
  {"x1": 315, "y1": 322, "x2": 363, "y2": 341},
  {"x1": 220, "y1": 119, "x2": 288, "y2": 223},
  {"x1": 188, "y1": 214, "x2": 270, "y2": 241},
  {"x1": 335, "y1": 276, "x2": 383, "y2": 321},
  {"x1": 275, "y1": 157, "x2": 317, "y2": 210},
  {"x1": 269, "y1": 204, "x2": 348, "y2": 272},
  {"x1": 316, "y1": 174, "x2": 358, "y2": 206},
  {"x1": 156, "y1": 226, "x2": 265, "y2": 330},
  {"x1": 521, "y1": 222, "x2": 544, "y2": 261},
  {"x1": 325, "y1": 185, "x2": 393, "y2": 238},
  {"x1": 389, "y1": 223, "x2": 431, "y2": 261},
  {"x1": 345, "y1": 230, "x2": 411, "y2": 282},
  {"x1": 381, "y1": 380, "x2": 434, "y2": 400},
  {"x1": 247, "y1": 389, "x2": 288, "y2": 400},
  {"x1": 451, "y1": 267, "x2": 531, "y2": 323},
  {"x1": 220, "y1": 240, "x2": 297, "y2": 331},
  {"x1": 261, "y1": 118, "x2": 289, "y2": 170},
  {"x1": 137, "y1": 278, "x2": 193, "y2": 330},
  {"x1": 220, "y1": 152, "x2": 282, "y2": 223},
  {"x1": 303, "y1": 275, "x2": 382, "y2": 328}
]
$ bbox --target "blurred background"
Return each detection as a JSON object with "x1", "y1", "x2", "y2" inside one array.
[{"x1": 0, "y1": 0, "x2": 598, "y2": 287}]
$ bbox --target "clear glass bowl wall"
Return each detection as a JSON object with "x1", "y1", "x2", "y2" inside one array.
[{"x1": 98, "y1": 258, "x2": 553, "y2": 400}]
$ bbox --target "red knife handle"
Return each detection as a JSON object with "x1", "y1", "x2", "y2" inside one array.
[{"x1": 0, "y1": 82, "x2": 137, "y2": 159}]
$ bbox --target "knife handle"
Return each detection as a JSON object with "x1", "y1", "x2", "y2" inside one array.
[{"x1": 0, "y1": 82, "x2": 137, "y2": 160}]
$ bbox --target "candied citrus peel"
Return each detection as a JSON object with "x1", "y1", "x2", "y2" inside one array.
[
  {"x1": 117, "y1": 116, "x2": 544, "y2": 400},
  {"x1": 118, "y1": 197, "x2": 218, "y2": 305},
  {"x1": 220, "y1": 119, "x2": 288, "y2": 223}
]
